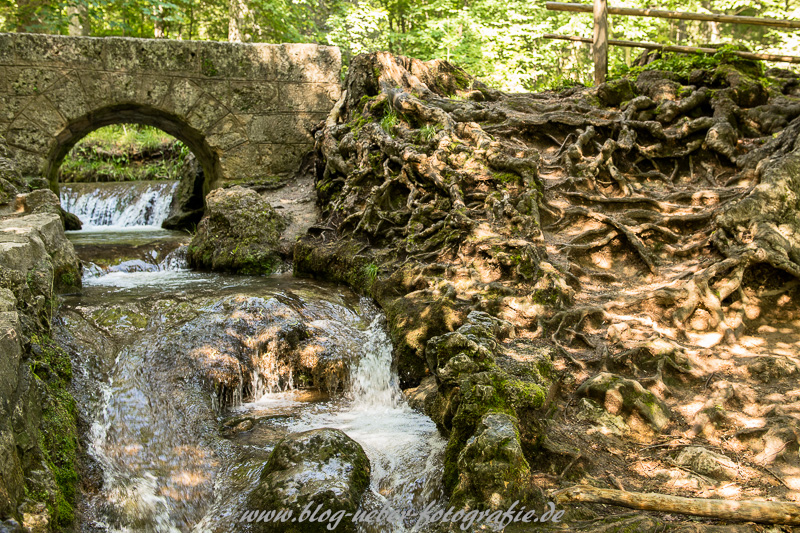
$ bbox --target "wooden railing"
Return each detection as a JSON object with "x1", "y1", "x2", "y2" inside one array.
[{"x1": 545, "y1": 1, "x2": 800, "y2": 85}]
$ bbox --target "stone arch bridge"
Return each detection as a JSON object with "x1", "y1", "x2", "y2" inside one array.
[{"x1": 0, "y1": 33, "x2": 341, "y2": 193}]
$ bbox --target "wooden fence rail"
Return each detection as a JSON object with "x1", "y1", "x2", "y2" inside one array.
[
  {"x1": 546, "y1": 3, "x2": 800, "y2": 30},
  {"x1": 545, "y1": 1, "x2": 800, "y2": 84},
  {"x1": 544, "y1": 34, "x2": 800, "y2": 64}
]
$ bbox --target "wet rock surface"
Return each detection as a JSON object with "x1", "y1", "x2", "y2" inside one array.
[
  {"x1": 244, "y1": 428, "x2": 370, "y2": 533},
  {"x1": 163, "y1": 152, "x2": 206, "y2": 231},
  {"x1": 0, "y1": 177, "x2": 81, "y2": 529},
  {"x1": 454, "y1": 412, "x2": 529, "y2": 509}
]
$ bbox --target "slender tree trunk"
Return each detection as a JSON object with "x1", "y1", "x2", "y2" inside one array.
[
  {"x1": 188, "y1": 1, "x2": 194, "y2": 40},
  {"x1": 228, "y1": 0, "x2": 246, "y2": 42},
  {"x1": 67, "y1": 2, "x2": 90, "y2": 35}
]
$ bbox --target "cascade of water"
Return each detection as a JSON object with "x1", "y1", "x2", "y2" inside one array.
[
  {"x1": 278, "y1": 315, "x2": 446, "y2": 531},
  {"x1": 350, "y1": 317, "x2": 402, "y2": 408},
  {"x1": 60, "y1": 181, "x2": 177, "y2": 229}
]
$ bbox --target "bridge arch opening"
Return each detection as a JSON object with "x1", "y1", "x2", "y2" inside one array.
[
  {"x1": 47, "y1": 103, "x2": 221, "y2": 196},
  {"x1": 47, "y1": 104, "x2": 219, "y2": 229}
]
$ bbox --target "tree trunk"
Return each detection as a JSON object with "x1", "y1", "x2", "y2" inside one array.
[
  {"x1": 228, "y1": 0, "x2": 247, "y2": 42},
  {"x1": 67, "y1": 2, "x2": 90, "y2": 36}
]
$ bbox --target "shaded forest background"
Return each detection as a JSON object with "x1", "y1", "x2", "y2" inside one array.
[{"x1": 3, "y1": 0, "x2": 800, "y2": 91}]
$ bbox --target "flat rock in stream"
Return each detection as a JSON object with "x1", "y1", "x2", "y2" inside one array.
[{"x1": 244, "y1": 428, "x2": 370, "y2": 533}]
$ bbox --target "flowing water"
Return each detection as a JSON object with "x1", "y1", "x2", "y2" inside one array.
[
  {"x1": 61, "y1": 181, "x2": 178, "y2": 229},
  {"x1": 56, "y1": 182, "x2": 445, "y2": 532}
]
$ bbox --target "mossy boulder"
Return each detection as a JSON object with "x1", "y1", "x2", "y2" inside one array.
[
  {"x1": 713, "y1": 64, "x2": 768, "y2": 108},
  {"x1": 453, "y1": 412, "x2": 530, "y2": 509},
  {"x1": 597, "y1": 78, "x2": 637, "y2": 107},
  {"x1": 187, "y1": 186, "x2": 287, "y2": 275},
  {"x1": 244, "y1": 428, "x2": 370, "y2": 533},
  {"x1": 423, "y1": 312, "x2": 549, "y2": 506}
]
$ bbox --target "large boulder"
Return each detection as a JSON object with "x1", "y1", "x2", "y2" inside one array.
[
  {"x1": 244, "y1": 428, "x2": 370, "y2": 533},
  {"x1": 0, "y1": 213, "x2": 82, "y2": 294},
  {"x1": 0, "y1": 212, "x2": 81, "y2": 529},
  {"x1": 187, "y1": 186, "x2": 287, "y2": 275}
]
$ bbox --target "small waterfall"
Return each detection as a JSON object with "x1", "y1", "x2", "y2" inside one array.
[
  {"x1": 350, "y1": 317, "x2": 402, "y2": 408},
  {"x1": 280, "y1": 315, "x2": 446, "y2": 531},
  {"x1": 61, "y1": 181, "x2": 177, "y2": 229}
]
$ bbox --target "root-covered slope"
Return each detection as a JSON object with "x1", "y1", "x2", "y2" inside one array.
[{"x1": 296, "y1": 50, "x2": 800, "y2": 527}]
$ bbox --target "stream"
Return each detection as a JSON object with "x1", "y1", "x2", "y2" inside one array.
[{"x1": 56, "y1": 181, "x2": 446, "y2": 532}]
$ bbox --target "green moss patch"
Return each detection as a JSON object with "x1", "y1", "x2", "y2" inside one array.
[{"x1": 30, "y1": 334, "x2": 79, "y2": 529}]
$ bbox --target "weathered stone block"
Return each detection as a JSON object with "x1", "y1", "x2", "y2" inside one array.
[
  {"x1": 160, "y1": 78, "x2": 203, "y2": 117},
  {"x1": 205, "y1": 114, "x2": 248, "y2": 151},
  {"x1": 45, "y1": 74, "x2": 89, "y2": 122},
  {"x1": 198, "y1": 41, "x2": 263, "y2": 79},
  {"x1": 280, "y1": 82, "x2": 341, "y2": 112},
  {"x1": 0, "y1": 33, "x2": 14, "y2": 64},
  {"x1": 269, "y1": 44, "x2": 342, "y2": 83},
  {"x1": 3, "y1": 149, "x2": 45, "y2": 178},
  {"x1": 0, "y1": 95, "x2": 27, "y2": 122},
  {"x1": 24, "y1": 100, "x2": 67, "y2": 134},
  {"x1": 134, "y1": 75, "x2": 173, "y2": 108},
  {"x1": 247, "y1": 114, "x2": 319, "y2": 144},
  {"x1": 11, "y1": 67, "x2": 62, "y2": 97},
  {"x1": 79, "y1": 71, "x2": 140, "y2": 108},
  {"x1": 13, "y1": 34, "x2": 103, "y2": 68},
  {"x1": 102, "y1": 36, "x2": 199, "y2": 74},
  {"x1": 137, "y1": 38, "x2": 200, "y2": 74},
  {"x1": 186, "y1": 93, "x2": 230, "y2": 132},
  {"x1": 228, "y1": 81, "x2": 279, "y2": 113},
  {"x1": 5, "y1": 121, "x2": 53, "y2": 153}
]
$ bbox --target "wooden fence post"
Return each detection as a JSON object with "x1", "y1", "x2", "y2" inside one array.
[{"x1": 593, "y1": 0, "x2": 608, "y2": 85}]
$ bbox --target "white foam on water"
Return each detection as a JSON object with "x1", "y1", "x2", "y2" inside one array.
[
  {"x1": 276, "y1": 317, "x2": 446, "y2": 530},
  {"x1": 61, "y1": 181, "x2": 177, "y2": 229}
]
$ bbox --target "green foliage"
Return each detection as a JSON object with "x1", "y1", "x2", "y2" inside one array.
[
  {"x1": 417, "y1": 124, "x2": 437, "y2": 142},
  {"x1": 363, "y1": 262, "x2": 379, "y2": 284},
  {"x1": 611, "y1": 45, "x2": 762, "y2": 80},
  {"x1": 59, "y1": 124, "x2": 189, "y2": 182},
  {"x1": 2, "y1": 0, "x2": 799, "y2": 91},
  {"x1": 380, "y1": 108, "x2": 398, "y2": 135}
]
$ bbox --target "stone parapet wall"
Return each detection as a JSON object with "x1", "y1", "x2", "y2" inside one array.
[{"x1": 0, "y1": 33, "x2": 341, "y2": 190}]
